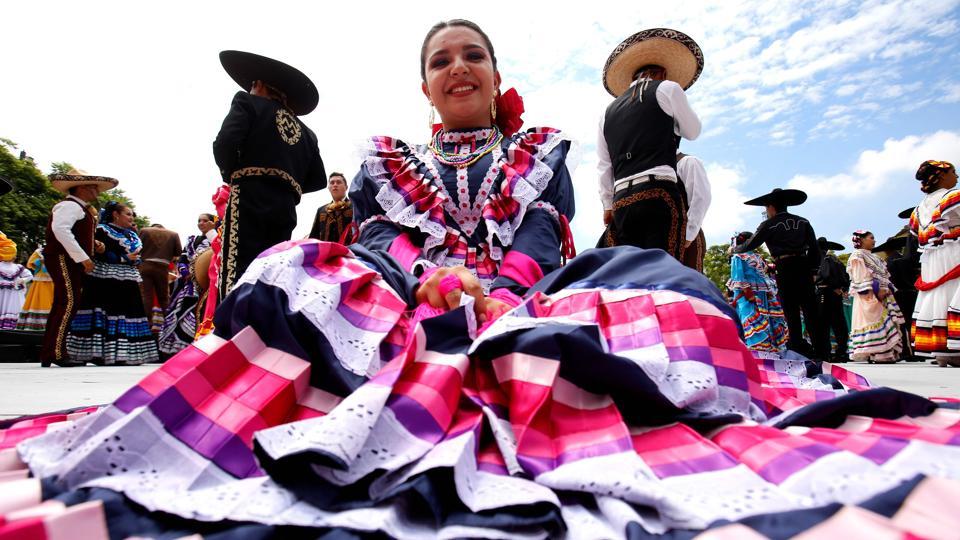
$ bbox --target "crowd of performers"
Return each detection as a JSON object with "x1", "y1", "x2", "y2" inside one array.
[{"x1": 3, "y1": 21, "x2": 960, "y2": 540}]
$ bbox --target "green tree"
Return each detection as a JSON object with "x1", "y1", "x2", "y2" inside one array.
[
  {"x1": 704, "y1": 244, "x2": 731, "y2": 292},
  {"x1": 0, "y1": 140, "x2": 62, "y2": 262},
  {"x1": 47, "y1": 160, "x2": 150, "y2": 229}
]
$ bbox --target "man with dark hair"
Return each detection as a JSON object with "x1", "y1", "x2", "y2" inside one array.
[
  {"x1": 816, "y1": 237, "x2": 850, "y2": 362},
  {"x1": 597, "y1": 29, "x2": 703, "y2": 259},
  {"x1": 214, "y1": 50, "x2": 326, "y2": 296},
  {"x1": 137, "y1": 223, "x2": 182, "y2": 331},
  {"x1": 40, "y1": 169, "x2": 118, "y2": 367},
  {"x1": 309, "y1": 172, "x2": 353, "y2": 243},
  {"x1": 735, "y1": 188, "x2": 827, "y2": 360}
]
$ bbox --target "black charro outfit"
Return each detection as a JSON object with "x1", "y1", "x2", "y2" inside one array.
[
  {"x1": 736, "y1": 211, "x2": 827, "y2": 359},
  {"x1": 887, "y1": 237, "x2": 921, "y2": 360},
  {"x1": 308, "y1": 199, "x2": 353, "y2": 243},
  {"x1": 601, "y1": 80, "x2": 687, "y2": 258},
  {"x1": 816, "y1": 252, "x2": 850, "y2": 361},
  {"x1": 213, "y1": 91, "x2": 326, "y2": 296}
]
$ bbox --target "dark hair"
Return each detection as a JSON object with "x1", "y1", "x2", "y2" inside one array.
[
  {"x1": 420, "y1": 19, "x2": 497, "y2": 81},
  {"x1": 916, "y1": 160, "x2": 955, "y2": 194},
  {"x1": 99, "y1": 200, "x2": 129, "y2": 224},
  {"x1": 735, "y1": 231, "x2": 753, "y2": 245},
  {"x1": 328, "y1": 172, "x2": 346, "y2": 181},
  {"x1": 200, "y1": 213, "x2": 216, "y2": 222}
]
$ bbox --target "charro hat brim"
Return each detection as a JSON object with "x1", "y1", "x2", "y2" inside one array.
[
  {"x1": 873, "y1": 236, "x2": 908, "y2": 253},
  {"x1": 603, "y1": 28, "x2": 704, "y2": 97},
  {"x1": 743, "y1": 188, "x2": 807, "y2": 207},
  {"x1": 898, "y1": 207, "x2": 915, "y2": 220},
  {"x1": 817, "y1": 237, "x2": 845, "y2": 252},
  {"x1": 220, "y1": 50, "x2": 319, "y2": 116},
  {"x1": 49, "y1": 170, "x2": 118, "y2": 194}
]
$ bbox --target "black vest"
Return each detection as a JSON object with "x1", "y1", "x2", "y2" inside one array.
[{"x1": 603, "y1": 80, "x2": 678, "y2": 180}]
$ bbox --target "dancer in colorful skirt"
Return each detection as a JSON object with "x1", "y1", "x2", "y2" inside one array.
[
  {"x1": 157, "y1": 213, "x2": 217, "y2": 357},
  {"x1": 727, "y1": 232, "x2": 788, "y2": 352},
  {"x1": 3, "y1": 20, "x2": 960, "y2": 540},
  {"x1": 911, "y1": 160, "x2": 960, "y2": 367},
  {"x1": 64, "y1": 201, "x2": 159, "y2": 365},
  {"x1": 0, "y1": 233, "x2": 31, "y2": 329},
  {"x1": 15, "y1": 247, "x2": 54, "y2": 332},
  {"x1": 847, "y1": 230, "x2": 904, "y2": 363}
]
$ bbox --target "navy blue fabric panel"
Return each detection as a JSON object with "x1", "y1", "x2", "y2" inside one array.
[
  {"x1": 349, "y1": 244, "x2": 419, "y2": 307},
  {"x1": 530, "y1": 246, "x2": 742, "y2": 335},
  {"x1": 772, "y1": 387, "x2": 937, "y2": 429},
  {"x1": 213, "y1": 282, "x2": 368, "y2": 397}
]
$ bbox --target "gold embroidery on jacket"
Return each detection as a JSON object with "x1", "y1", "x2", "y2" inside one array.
[
  {"x1": 230, "y1": 167, "x2": 302, "y2": 197},
  {"x1": 276, "y1": 109, "x2": 302, "y2": 145}
]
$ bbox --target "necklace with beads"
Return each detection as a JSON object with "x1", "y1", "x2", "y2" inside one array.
[{"x1": 429, "y1": 126, "x2": 503, "y2": 169}]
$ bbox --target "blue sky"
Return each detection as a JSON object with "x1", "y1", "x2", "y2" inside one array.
[{"x1": 2, "y1": 0, "x2": 959, "y2": 254}]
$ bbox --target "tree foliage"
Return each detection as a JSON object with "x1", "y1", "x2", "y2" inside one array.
[
  {"x1": 0, "y1": 141, "x2": 62, "y2": 262},
  {"x1": 0, "y1": 142, "x2": 150, "y2": 262},
  {"x1": 703, "y1": 244, "x2": 731, "y2": 292}
]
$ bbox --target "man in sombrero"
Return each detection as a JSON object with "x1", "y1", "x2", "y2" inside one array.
[
  {"x1": 213, "y1": 51, "x2": 327, "y2": 297},
  {"x1": 40, "y1": 169, "x2": 118, "y2": 367},
  {"x1": 735, "y1": 188, "x2": 828, "y2": 360},
  {"x1": 816, "y1": 237, "x2": 850, "y2": 362},
  {"x1": 597, "y1": 28, "x2": 703, "y2": 259}
]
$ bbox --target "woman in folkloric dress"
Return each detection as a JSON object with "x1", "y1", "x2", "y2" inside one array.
[
  {"x1": 846, "y1": 230, "x2": 904, "y2": 363},
  {"x1": 910, "y1": 160, "x2": 960, "y2": 367},
  {"x1": 157, "y1": 213, "x2": 216, "y2": 357},
  {"x1": 15, "y1": 247, "x2": 54, "y2": 332},
  {"x1": 727, "y1": 231, "x2": 788, "y2": 353},
  {"x1": 64, "y1": 201, "x2": 159, "y2": 365},
  {"x1": 0, "y1": 233, "x2": 31, "y2": 330},
  {"x1": 4, "y1": 21, "x2": 960, "y2": 540}
]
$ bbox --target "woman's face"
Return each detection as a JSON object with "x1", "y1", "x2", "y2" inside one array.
[
  {"x1": 421, "y1": 26, "x2": 501, "y2": 131},
  {"x1": 861, "y1": 233, "x2": 876, "y2": 250},
  {"x1": 197, "y1": 214, "x2": 215, "y2": 234},
  {"x1": 113, "y1": 206, "x2": 135, "y2": 229}
]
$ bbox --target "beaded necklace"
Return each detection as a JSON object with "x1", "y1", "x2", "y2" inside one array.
[{"x1": 429, "y1": 126, "x2": 503, "y2": 168}]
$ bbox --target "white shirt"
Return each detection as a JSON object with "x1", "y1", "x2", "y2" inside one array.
[
  {"x1": 676, "y1": 155, "x2": 712, "y2": 242},
  {"x1": 51, "y1": 195, "x2": 92, "y2": 264},
  {"x1": 597, "y1": 79, "x2": 702, "y2": 210}
]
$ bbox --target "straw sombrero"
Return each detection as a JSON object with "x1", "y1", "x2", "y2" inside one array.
[
  {"x1": 743, "y1": 188, "x2": 807, "y2": 207},
  {"x1": 220, "y1": 50, "x2": 319, "y2": 116},
  {"x1": 603, "y1": 28, "x2": 704, "y2": 97},
  {"x1": 48, "y1": 169, "x2": 118, "y2": 194}
]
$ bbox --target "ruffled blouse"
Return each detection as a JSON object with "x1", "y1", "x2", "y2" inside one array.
[
  {"x1": 910, "y1": 187, "x2": 960, "y2": 249},
  {"x1": 95, "y1": 224, "x2": 143, "y2": 265},
  {"x1": 350, "y1": 127, "x2": 575, "y2": 296}
]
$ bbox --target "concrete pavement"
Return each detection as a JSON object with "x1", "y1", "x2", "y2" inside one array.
[{"x1": 1, "y1": 361, "x2": 958, "y2": 420}]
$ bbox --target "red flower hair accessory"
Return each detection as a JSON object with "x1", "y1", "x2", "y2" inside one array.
[{"x1": 495, "y1": 88, "x2": 525, "y2": 137}]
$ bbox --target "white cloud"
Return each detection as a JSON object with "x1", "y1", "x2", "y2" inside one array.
[
  {"x1": 787, "y1": 130, "x2": 960, "y2": 199},
  {"x1": 702, "y1": 162, "x2": 756, "y2": 244}
]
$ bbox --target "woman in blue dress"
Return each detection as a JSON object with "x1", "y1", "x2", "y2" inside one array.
[{"x1": 728, "y1": 231, "x2": 789, "y2": 353}]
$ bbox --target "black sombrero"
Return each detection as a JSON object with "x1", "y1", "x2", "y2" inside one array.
[
  {"x1": 898, "y1": 207, "x2": 915, "y2": 220},
  {"x1": 817, "y1": 237, "x2": 845, "y2": 252},
  {"x1": 603, "y1": 28, "x2": 704, "y2": 97},
  {"x1": 743, "y1": 188, "x2": 807, "y2": 207},
  {"x1": 220, "y1": 50, "x2": 319, "y2": 116},
  {"x1": 0, "y1": 176, "x2": 11, "y2": 197},
  {"x1": 872, "y1": 235, "x2": 908, "y2": 254}
]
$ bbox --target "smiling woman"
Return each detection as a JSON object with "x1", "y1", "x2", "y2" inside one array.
[{"x1": 5, "y1": 18, "x2": 960, "y2": 540}]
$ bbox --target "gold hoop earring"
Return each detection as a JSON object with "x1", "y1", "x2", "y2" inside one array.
[{"x1": 428, "y1": 103, "x2": 435, "y2": 129}]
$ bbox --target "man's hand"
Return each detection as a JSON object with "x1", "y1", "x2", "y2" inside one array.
[
  {"x1": 81, "y1": 259, "x2": 95, "y2": 273},
  {"x1": 683, "y1": 240, "x2": 692, "y2": 251},
  {"x1": 603, "y1": 209, "x2": 613, "y2": 226},
  {"x1": 94, "y1": 240, "x2": 105, "y2": 254}
]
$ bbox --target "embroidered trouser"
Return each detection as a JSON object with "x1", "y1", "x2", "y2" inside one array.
[
  {"x1": 606, "y1": 180, "x2": 687, "y2": 260},
  {"x1": 40, "y1": 254, "x2": 85, "y2": 364},
  {"x1": 681, "y1": 229, "x2": 706, "y2": 272},
  {"x1": 818, "y1": 288, "x2": 849, "y2": 356},
  {"x1": 219, "y1": 177, "x2": 299, "y2": 298}
]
